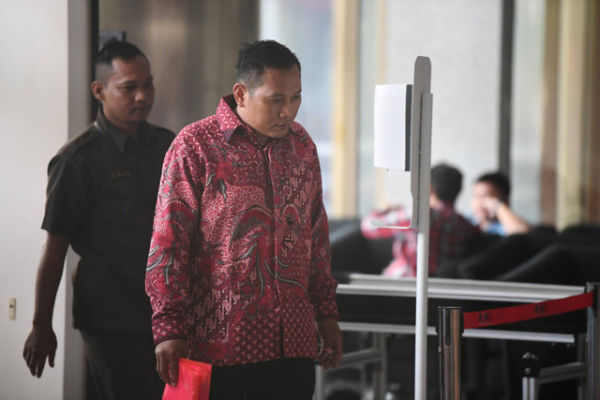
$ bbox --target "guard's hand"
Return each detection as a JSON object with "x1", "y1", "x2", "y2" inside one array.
[
  {"x1": 155, "y1": 339, "x2": 188, "y2": 387},
  {"x1": 317, "y1": 319, "x2": 342, "y2": 369},
  {"x1": 23, "y1": 324, "x2": 57, "y2": 378}
]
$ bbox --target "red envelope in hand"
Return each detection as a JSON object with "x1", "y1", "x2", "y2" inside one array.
[{"x1": 162, "y1": 358, "x2": 212, "y2": 400}]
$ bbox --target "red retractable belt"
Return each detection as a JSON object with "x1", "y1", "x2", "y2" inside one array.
[{"x1": 463, "y1": 291, "x2": 594, "y2": 330}]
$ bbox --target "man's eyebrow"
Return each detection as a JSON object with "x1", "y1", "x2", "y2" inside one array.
[
  {"x1": 116, "y1": 76, "x2": 153, "y2": 85},
  {"x1": 116, "y1": 79, "x2": 137, "y2": 86},
  {"x1": 269, "y1": 89, "x2": 302, "y2": 98}
]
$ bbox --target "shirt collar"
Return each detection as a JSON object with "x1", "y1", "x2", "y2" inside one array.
[
  {"x1": 216, "y1": 94, "x2": 302, "y2": 147},
  {"x1": 95, "y1": 109, "x2": 146, "y2": 152},
  {"x1": 431, "y1": 201, "x2": 455, "y2": 213}
]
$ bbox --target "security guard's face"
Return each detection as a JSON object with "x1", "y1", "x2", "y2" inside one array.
[
  {"x1": 233, "y1": 66, "x2": 302, "y2": 139},
  {"x1": 92, "y1": 55, "x2": 155, "y2": 133}
]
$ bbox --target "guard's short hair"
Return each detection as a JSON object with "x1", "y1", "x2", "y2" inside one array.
[
  {"x1": 431, "y1": 163, "x2": 463, "y2": 204},
  {"x1": 476, "y1": 171, "x2": 511, "y2": 201},
  {"x1": 235, "y1": 40, "x2": 301, "y2": 90},
  {"x1": 95, "y1": 40, "x2": 148, "y2": 83}
]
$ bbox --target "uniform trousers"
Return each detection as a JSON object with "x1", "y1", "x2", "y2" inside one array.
[{"x1": 80, "y1": 330, "x2": 164, "y2": 400}]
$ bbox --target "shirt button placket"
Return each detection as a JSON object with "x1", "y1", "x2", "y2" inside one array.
[{"x1": 264, "y1": 145, "x2": 285, "y2": 355}]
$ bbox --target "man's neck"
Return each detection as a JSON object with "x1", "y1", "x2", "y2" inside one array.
[
  {"x1": 233, "y1": 106, "x2": 269, "y2": 144},
  {"x1": 102, "y1": 112, "x2": 140, "y2": 134},
  {"x1": 110, "y1": 119, "x2": 139, "y2": 134}
]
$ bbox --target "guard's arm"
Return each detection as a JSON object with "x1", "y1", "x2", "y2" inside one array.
[{"x1": 23, "y1": 232, "x2": 70, "y2": 377}]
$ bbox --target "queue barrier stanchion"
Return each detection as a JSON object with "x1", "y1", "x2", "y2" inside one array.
[
  {"x1": 437, "y1": 307, "x2": 463, "y2": 400},
  {"x1": 586, "y1": 282, "x2": 600, "y2": 400},
  {"x1": 437, "y1": 284, "x2": 598, "y2": 400}
]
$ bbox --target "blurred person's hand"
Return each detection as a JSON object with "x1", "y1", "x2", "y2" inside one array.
[{"x1": 482, "y1": 196, "x2": 502, "y2": 219}]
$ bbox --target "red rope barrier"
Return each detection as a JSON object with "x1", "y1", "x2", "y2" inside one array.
[{"x1": 463, "y1": 291, "x2": 594, "y2": 330}]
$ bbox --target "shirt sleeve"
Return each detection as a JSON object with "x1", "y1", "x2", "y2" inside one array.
[
  {"x1": 41, "y1": 154, "x2": 88, "y2": 236},
  {"x1": 361, "y1": 206, "x2": 411, "y2": 239},
  {"x1": 145, "y1": 136, "x2": 204, "y2": 344},
  {"x1": 307, "y1": 149, "x2": 339, "y2": 321}
]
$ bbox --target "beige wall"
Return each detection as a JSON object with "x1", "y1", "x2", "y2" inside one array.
[
  {"x1": 0, "y1": 1, "x2": 89, "y2": 398},
  {"x1": 375, "y1": 0, "x2": 502, "y2": 216}
]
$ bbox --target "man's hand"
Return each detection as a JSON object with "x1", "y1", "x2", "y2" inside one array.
[
  {"x1": 23, "y1": 324, "x2": 57, "y2": 378},
  {"x1": 155, "y1": 339, "x2": 188, "y2": 387},
  {"x1": 317, "y1": 319, "x2": 342, "y2": 369},
  {"x1": 23, "y1": 233, "x2": 69, "y2": 378},
  {"x1": 482, "y1": 197, "x2": 502, "y2": 219}
]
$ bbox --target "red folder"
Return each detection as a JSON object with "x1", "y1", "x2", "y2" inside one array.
[{"x1": 163, "y1": 358, "x2": 212, "y2": 400}]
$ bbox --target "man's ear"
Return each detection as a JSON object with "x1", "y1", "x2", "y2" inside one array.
[
  {"x1": 90, "y1": 81, "x2": 104, "y2": 102},
  {"x1": 232, "y1": 83, "x2": 247, "y2": 107}
]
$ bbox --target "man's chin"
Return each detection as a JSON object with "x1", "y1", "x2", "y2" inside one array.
[
  {"x1": 266, "y1": 127, "x2": 289, "y2": 138},
  {"x1": 130, "y1": 111, "x2": 151, "y2": 122}
]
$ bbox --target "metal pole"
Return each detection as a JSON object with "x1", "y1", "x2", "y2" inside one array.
[
  {"x1": 438, "y1": 307, "x2": 462, "y2": 400},
  {"x1": 522, "y1": 377, "x2": 537, "y2": 400},
  {"x1": 372, "y1": 333, "x2": 387, "y2": 399},
  {"x1": 520, "y1": 352, "x2": 541, "y2": 400},
  {"x1": 314, "y1": 366, "x2": 324, "y2": 400},
  {"x1": 586, "y1": 282, "x2": 599, "y2": 399},
  {"x1": 413, "y1": 56, "x2": 432, "y2": 400}
]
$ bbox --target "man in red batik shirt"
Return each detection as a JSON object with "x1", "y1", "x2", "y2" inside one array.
[{"x1": 145, "y1": 40, "x2": 341, "y2": 399}]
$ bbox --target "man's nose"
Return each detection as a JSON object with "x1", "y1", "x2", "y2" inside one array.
[
  {"x1": 279, "y1": 102, "x2": 293, "y2": 119},
  {"x1": 135, "y1": 89, "x2": 149, "y2": 102}
]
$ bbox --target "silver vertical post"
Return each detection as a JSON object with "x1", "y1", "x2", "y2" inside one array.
[
  {"x1": 314, "y1": 366, "x2": 324, "y2": 400},
  {"x1": 586, "y1": 283, "x2": 599, "y2": 399},
  {"x1": 413, "y1": 56, "x2": 433, "y2": 400},
  {"x1": 371, "y1": 333, "x2": 388, "y2": 399},
  {"x1": 438, "y1": 307, "x2": 462, "y2": 400}
]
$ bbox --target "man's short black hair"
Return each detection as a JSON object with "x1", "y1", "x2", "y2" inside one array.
[
  {"x1": 431, "y1": 163, "x2": 463, "y2": 204},
  {"x1": 95, "y1": 40, "x2": 148, "y2": 83},
  {"x1": 476, "y1": 171, "x2": 511, "y2": 201},
  {"x1": 235, "y1": 40, "x2": 301, "y2": 90}
]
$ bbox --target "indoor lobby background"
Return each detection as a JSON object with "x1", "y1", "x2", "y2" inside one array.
[{"x1": 1, "y1": 0, "x2": 599, "y2": 398}]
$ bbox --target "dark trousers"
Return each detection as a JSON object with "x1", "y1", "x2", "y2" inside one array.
[
  {"x1": 209, "y1": 358, "x2": 315, "y2": 400},
  {"x1": 80, "y1": 330, "x2": 164, "y2": 400}
]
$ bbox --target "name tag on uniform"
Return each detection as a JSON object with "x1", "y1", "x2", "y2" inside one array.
[{"x1": 111, "y1": 170, "x2": 132, "y2": 179}]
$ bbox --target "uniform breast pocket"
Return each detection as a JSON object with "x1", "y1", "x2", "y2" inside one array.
[
  {"x1": 96, "y1": 170, "x2": 138, "y2": 222},
  {"x1": 105, "y1": 170, "x2": 134, "y2": 198}
]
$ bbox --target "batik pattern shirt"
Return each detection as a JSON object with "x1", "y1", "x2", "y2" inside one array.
[{"x1": 146, "y1": 96, "x2": 338, "y2": 366}]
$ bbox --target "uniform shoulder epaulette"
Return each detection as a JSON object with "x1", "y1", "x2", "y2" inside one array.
[
  {"x1": 147, "y1": 123, "x2": 176, "y2": 140},
  {"x1": 57, "y1": 125, "x2": 101, "y2": 157}
]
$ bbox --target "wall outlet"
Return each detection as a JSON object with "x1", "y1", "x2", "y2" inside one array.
[{"x1": 8, "y1": 297, "x2": 16, "y2": 320}]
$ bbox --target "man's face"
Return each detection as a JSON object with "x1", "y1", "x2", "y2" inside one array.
[
  {"x1": 471, "y1": 181, "x2": 501, "y2": 222},
  {"x1": 92, "y1": 55, "x2": 155, "y2": 132},
  {"x1": 234, "y1": 66, "x2": 302, "y2": 139}
]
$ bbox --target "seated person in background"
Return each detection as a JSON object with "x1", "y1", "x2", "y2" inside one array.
[
  {"x1": 470, "y1": 171, "x2": 530, "y2": 236},
  {"x1": 361, "y1": 163, "x2": 482, "y2": 278}
]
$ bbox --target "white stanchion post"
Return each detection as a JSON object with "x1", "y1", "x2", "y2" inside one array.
[
  {"x1": 412, "y1": 57, "x2": 433, "y2": 400},
  {"x1": 371, "y1": 56, "x2": 433, "y2": 399}
]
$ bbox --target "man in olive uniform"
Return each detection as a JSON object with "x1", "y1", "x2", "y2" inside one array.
[{"x1": 23, "y1": 41, "x2": 174, "y2": 400}]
